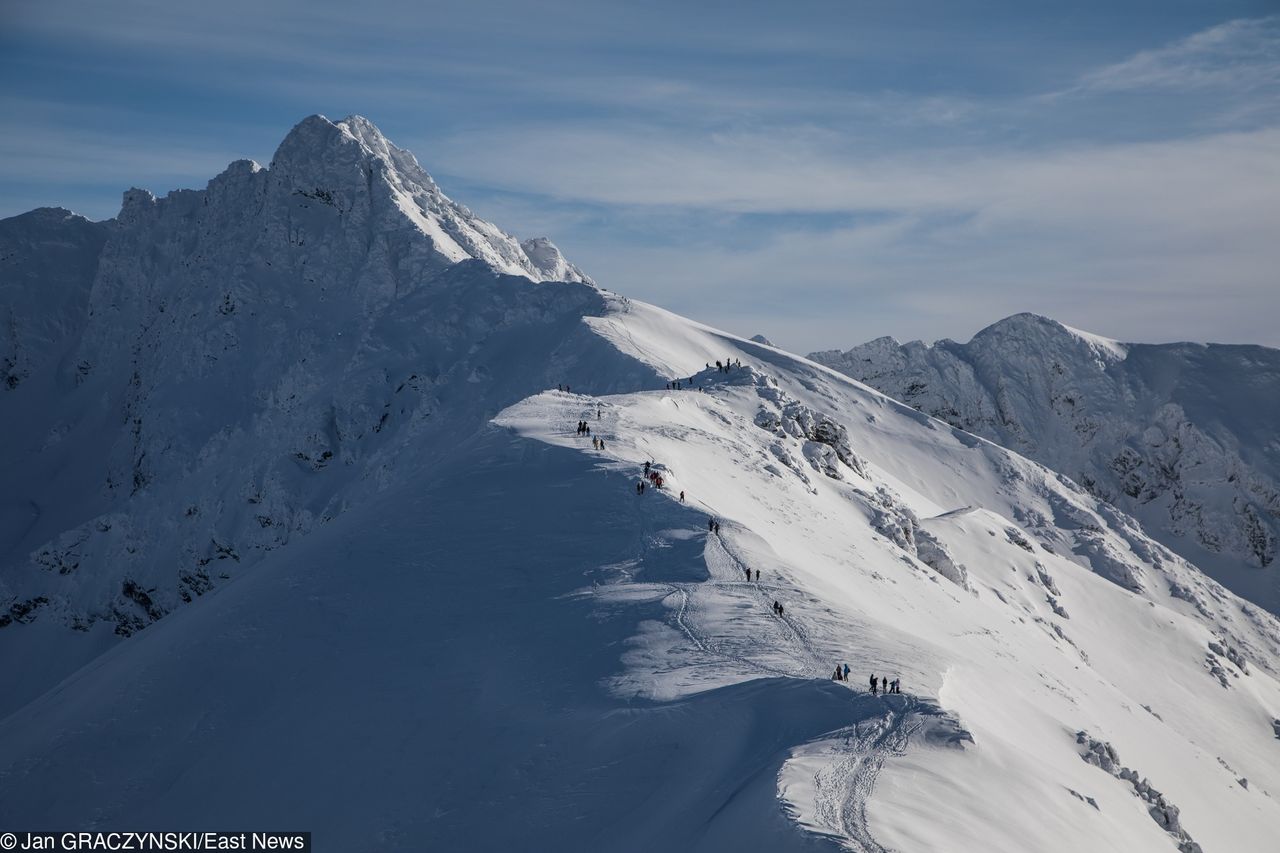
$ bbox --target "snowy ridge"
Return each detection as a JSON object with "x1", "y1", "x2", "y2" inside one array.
[
  {"x1": 3, "y1": 118, "x2": 1280, "y2": 851},
  {"x1": 494, "y1": 308, "x2": 1280, "y2": 851},
  {"x1": 0, "y1": 116, "x2": 603, "y2": 711},
  {"x1": 811, "y1": 313, "x2": 1280, "y2": 614}
]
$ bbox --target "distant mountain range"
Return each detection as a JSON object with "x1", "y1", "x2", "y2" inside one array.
[{"x1": 811, "y1": 314, "x2": 1280, "y2": 613}]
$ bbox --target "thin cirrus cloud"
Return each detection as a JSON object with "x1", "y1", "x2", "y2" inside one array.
[
  {"x1": 417, "y1": 16, "x2": 1280, "y2": 350},
  {"x1": 432, "y1": 114, "x2": 1279, "y2": 350},
  {"x1": 428, "y1": 123, "x2": 1280, "y2": 224},
  {"x1": 1073, "y1": 14, "x2": 1280, "y2": 93}
]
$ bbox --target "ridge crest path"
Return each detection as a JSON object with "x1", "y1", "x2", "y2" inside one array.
[{"x1": 519, "y1": 381, "x2": 948, "y2": 852}]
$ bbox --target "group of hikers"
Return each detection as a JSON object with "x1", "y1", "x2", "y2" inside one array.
[
  {"x1": 637, "y1": 459, "x2": 666, "y2": 491},
  {"x1": 564, "y1": 378, "x2": 911, "y2": 700},
  {"x1": 829, "y1": 667, "x2": 902, "y2": 694},
  {"x1": 663, "y1": 357, "x2": 747, "y2": 390}
]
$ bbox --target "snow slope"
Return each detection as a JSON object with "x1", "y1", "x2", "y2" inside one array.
[
  {"x1": 811, "y1": 314, "x2": 1280, "y2": 614},
  {"x1": 3, "y1": 118, "x2": 1280, "y2": 852}
]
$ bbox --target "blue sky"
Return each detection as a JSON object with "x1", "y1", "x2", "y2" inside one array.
[{"x1": 3, "y1": 0, "x2": 1277, "y2": 351}]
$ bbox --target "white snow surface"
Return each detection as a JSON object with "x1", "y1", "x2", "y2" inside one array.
[
  {"x1": 811, "y1": 313, "x2": 1280, "y2": 614},
  {"x1": 3, "y1": 119, "x2": 1280, "y2": 852}
]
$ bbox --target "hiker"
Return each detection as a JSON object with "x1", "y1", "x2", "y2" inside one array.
[
  {"x1": 599, "y1": 439, "x2": 605, "y2": 450},
  {"x1": 843, "y1": 663, "x2": 850, "y2": 680},
  {"x1": 870, "y1": 674, "x2": 878, "y2": 695},
  {"x1": 772, "y1": 601, "x2": 781, "y2": 615},
  {"x1": 754, "y1": 569, "x2": 759, "y2": 582},
  {"x1": 881, "y1": 676, "x2": 888, "y2": 693},
  {"x1": 644, "y1": 461, "x2": 651, "y2": 474},
  {"x1": 679, "y1": 490, "x2": 685, "y2": 502},
  {"x1": 744, "y1": 567, "x2": 751, "y2": 581},
  {"x1": 714, "y1": 522, "x2": 720, "y2": 534},
  {"x1": 833, "y1": 666, "x2": 843, "y2": 681},
  {"x1": 777, "y1": 602, "x2": 784, "y2": 616},
  {"x1": 597, "y1": 408, "x2": 601, "y2": 419},
  {"x1": 715, "y1": 360, "x2": 722, "y2": 370},
  {"x1": 892, "y1": 679, "x2": 900, "y2": 694},
  {"x1": 585, "y1": 425, "x2": 590, "y2": 435}
]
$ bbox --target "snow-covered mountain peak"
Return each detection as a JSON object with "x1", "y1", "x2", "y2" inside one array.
[
  {"x1": 969, "y1": 312, "x2": 1128, "y2": 364},
  {"x1": 270, "y1": 114, "x2": 435, "y2": 200},
  {"x1": 175, "y1": 113, "x2": 589, "y2": 285},
  {"x1": 811, "y1": 315, "x2": 1280, "y2": 613}
]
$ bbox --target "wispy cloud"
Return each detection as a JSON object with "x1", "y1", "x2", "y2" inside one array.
[
  {"x1": 428, "y1": 123, "x2": 1280, "y2": 226},
  {"x1": 3, "y1": 3, "x2": 1277, "y2": 349},
  {"x1": 1074, "y1": 15, "x2": 1280, "y2": 93}
]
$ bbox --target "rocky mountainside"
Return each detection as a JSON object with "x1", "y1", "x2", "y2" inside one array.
[
  {"x1": 811, "y1": 314, "x2": 1280, "y2": 613},
  {"x1": 0, "y1": 115, "x2": 613, "y2": 709}
]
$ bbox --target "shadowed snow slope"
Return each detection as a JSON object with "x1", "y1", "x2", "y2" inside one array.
[
  {"x1": 811, "y1": 314, "x2": 1280, "y2": 614},
  {"x1": 3, "y1": 118, "x2": 1280, "y2": 852}
]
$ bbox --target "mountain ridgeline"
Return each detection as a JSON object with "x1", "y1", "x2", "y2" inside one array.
[
  {"x1": 811, "y1": 315, "x2": 1280, "y2": 613},
  {"x1": 4, "y1": 116, "x2": 1280, "y2": 851}
]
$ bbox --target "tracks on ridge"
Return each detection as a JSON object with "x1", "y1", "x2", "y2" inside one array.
[
  {"x1": 621, "y1": 442, "x2": 918, "y2": 853},
  {"x1": 807, "y1": 696, "x2": 921, "y2": 853}
]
